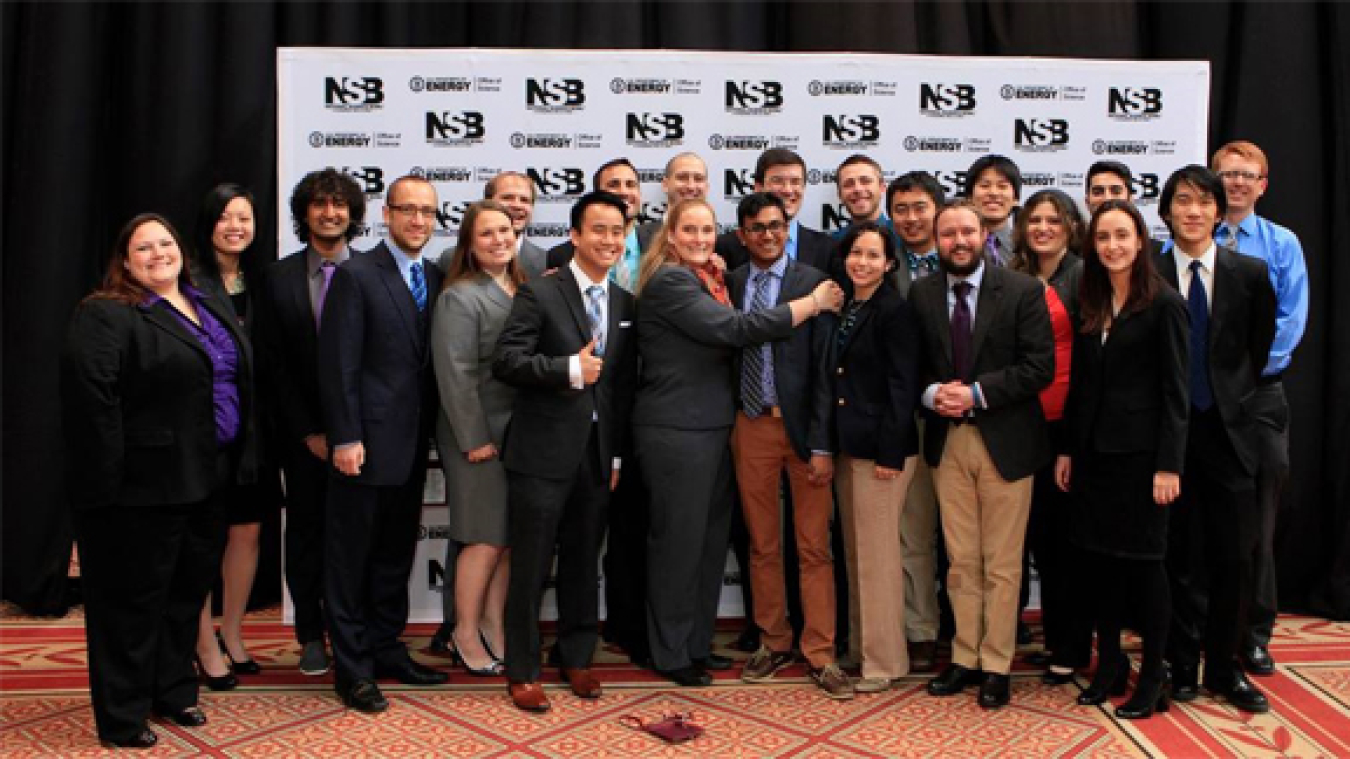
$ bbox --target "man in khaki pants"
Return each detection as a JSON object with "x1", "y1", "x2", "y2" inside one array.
[{"x1": 907, "y1": 200, "x2": 1054, "y2": 709}]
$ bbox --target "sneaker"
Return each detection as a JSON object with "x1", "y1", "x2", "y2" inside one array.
[
  {"x1": 741, "y1": 646, "x2": 794, "y2": 683},
  {"x1": 811, "y1": 664, "x2": 856, "y2": 700},
  {"x1": 854, "y1": 676, "x2": 895, "y2": 693},
  {"x1": 299, "y1": 640, "x2": 331, "y2": 676}
]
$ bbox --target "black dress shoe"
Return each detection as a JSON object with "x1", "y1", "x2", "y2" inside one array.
[
  {"x1": 1116, "y1": 673, "x2": 1171, "y2": 720},
  {"x1": 979, "y1": 673, "x2": 1012, "y2": 708},
  {"x1": 338, "y1": 679, "x2": 389, "y2": 713},
  {"x1": 155, "y1": 706, "x2": 208, "y2": 727},
  {"x1": 375, "y1": 659, "x2": 448, "y2": 685},
  {"x1": 1242, "y1": 645, "x2": 1276, "y2": 676},
  {"x1": 427, "y1": 623, "x2": 453, "y2": 654},
  {"x1": 695, "y1": 653, "x2": 734, "y2": 671},
  {"x1": 927, "y1": 664, "x2": 984, "y2": 696},
  {"x1": 1077, "y1": 655, "x2": 1131, "y2": 705},
  {"x1": 100, "y1": 728, "x2": 158, "y2": 749},
  {"x1": 1206, "y1": 670, "x2": 1270, "y2": 713},
  {"x1": 1171, "y1": 662, "x2": 1199, "y2": 702},
  {"x1": 659, "y1": 665, "x2": 712, "y2": 687}
]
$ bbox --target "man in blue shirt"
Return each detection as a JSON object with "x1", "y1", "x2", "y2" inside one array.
[
  {"x1": 546, "y1": 158, "x2": 646, "y2": 291},
  {"x1": 1211, "y1": 140, "x2": 1310, "y2": 677}
]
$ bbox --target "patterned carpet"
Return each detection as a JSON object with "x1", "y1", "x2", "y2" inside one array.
[{"x1": 2, "y1": 605, "x2": 1347, "y2": 757}]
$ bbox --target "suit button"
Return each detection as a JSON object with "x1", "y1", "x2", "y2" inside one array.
[
  {"x1": 837, "y1": 398, "x2": 846, "y2": 406},
  {"x1": 837, "y1": 367, "x2": 844, "y2": 375}
]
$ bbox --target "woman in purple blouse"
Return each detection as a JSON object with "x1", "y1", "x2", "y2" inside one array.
[{"x1": 62, "y1": 214, "x2": 256, "y2": 748}]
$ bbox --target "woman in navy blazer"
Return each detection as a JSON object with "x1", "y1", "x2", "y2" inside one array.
[
  {"x1": 62, "y1": 214, "x2": 256, "y2": 748},
  {"x1": 831, "y1": 221, "x2": 921, "y2": 691}
]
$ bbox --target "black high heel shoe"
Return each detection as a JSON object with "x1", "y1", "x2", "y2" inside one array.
[
  {"x1": 479, "y1": 629, "x2": 504, "y2": 663},
  {"x1": 450, "y1": 632, "x2": 504, "y2": 677},
  {"x1": 195, "y1": 654, "x2": 238, "y2": 691},
  {"x1": 217, "y1": 631, "x2": 261, "y2": 675},
  {"x1": 1116, "y1": 673, "x2": 1171, "y2": 719},
  {"x1": 155, "y1": 706, "x2": 208, "y2": 727},
  {"x1": 1077, "y1": 654, "x2": 1130, "y2": 705}
]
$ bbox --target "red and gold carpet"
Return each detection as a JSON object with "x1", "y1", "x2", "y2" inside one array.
[{"x1": 2, "y1": 606, "x2": 1347, "y2": 757}]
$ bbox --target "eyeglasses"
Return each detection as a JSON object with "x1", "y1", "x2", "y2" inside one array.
[
  {"x1": 744, "y1": 220, "x2": 786, "y2": 236},
  {"x1": 388, "y1": 204, "x2": 438, "y2": 218},
  {"x1": 1217, "y1": 170, "x2": 1264, "y2": 183}
]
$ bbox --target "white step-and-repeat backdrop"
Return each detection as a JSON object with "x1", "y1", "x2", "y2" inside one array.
[{"x1": 278, "y1": 48, "x2": 1209, "y2": 624}]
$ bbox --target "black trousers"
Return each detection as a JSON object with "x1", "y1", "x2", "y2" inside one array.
[
  {"x1": 1089, "y1": 551, "x2": 1170, "y2": 681},
  {"x1": 281, "y1": 442, "x2": 329, "y2": 644},
  {"x1": 1166, "y1": 407, "x2": 1259, "y2": 683},
  {"x1": 76, "y1": 498, "x2": 225, "y2": 742},
  {"x1": 602, "y1": 455, "x2": 650, "y2": 659},
  {"x1": 1246, "y1": 381, "x2": 1291, "y2": 648},
  {"x1": 503, "y1": 429, "x2": 609, "y2": 683},
  {"x1": 323, "y1": 465, "x2": 426, "y2": 683},
  {"x1": 1024, "y1": 457, "x2": 1093, "y2": 669},
  {"x1": 639, "y1": 425, "x2": 735, "y2": 672}
]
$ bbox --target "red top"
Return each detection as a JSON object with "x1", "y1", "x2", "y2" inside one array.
[{"x1": 1039, "y1": 285, "x2": 1073, "y2": 421}]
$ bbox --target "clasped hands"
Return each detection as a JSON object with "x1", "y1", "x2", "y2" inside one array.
[{"x1": 932, "y1": 381, "x2": 975, "y2": 418}]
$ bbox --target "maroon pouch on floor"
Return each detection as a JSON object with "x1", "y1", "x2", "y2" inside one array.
[{"x1": 620, "y1": 711, "x2": 704, "y2": 744}]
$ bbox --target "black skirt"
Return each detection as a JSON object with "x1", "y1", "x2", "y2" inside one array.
[{"x1": 1070, "y1": 450, "x2": 1168, "y2": 560}]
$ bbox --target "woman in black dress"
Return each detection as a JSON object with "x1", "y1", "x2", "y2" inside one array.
[{"x1": 1055, "y1": 200, "x2": 1189, "y2": 718}]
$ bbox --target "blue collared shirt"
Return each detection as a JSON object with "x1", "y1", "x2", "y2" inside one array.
[
  {"x1": 387, "y1": 239, "x2": 424, "y2": 297},
  {"x1": 1216, "y1": 213, "x2": 1308, "y2": 375},
  {"x1": 785, "y1": 218, "x2": 800, "y2": 262},
  {"x1": 610, "y1": 227, "x2": 642, "y2": 291},
  {"x1": 741, "y1": 254, "x2": 789, "y2": 407}
]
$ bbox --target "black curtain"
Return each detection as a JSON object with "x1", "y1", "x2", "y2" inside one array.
[{"x1": 5, "y1": 1, "x2": 1348, "y2": 617}]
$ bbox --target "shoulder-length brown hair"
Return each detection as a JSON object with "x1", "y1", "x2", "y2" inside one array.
[
  {"x1": 86, "y1": 213, "x2": 195, "y2": 305},
  {"x1": 636, "y1": 198, "x2": 717, "y2": 295},
  {"x1": 441, "y1": 200, "x2": 526, "y2": 289},
  {"x1": 1079, "y1": 199, "x2": 1160, "y2": 334},
  {"x1": 1010, "y1": 189, "x2": 1083, "y2": 276}
]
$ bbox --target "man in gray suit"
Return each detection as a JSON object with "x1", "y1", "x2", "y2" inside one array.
[{"x1": 486, "y1": 171, "x2": 547, "y2": 279}]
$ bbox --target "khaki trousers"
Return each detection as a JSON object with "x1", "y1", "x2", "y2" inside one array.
[
  {"x1": 837, "y1": 454, "x2": 917, "y2": 679},
  {"x1": 933, "y1": 424, "x2": 1033, "y2": 675},
  {"x1": 901, "y1": 438, "x2": 940, "y2": 642},
  {"x1": 731, "y1": 412, "x2": 837, "y2": 667}
]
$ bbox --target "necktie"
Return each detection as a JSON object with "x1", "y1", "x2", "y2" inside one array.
[
  {"x1": 585, "y1": 284, "x2": 606, "y2": 357},
  {"x1": 315, "y1": 260, "x2": 336, "y2": 326},
  {"x1": 984, "y1": 235, "x2": 1006, "y2": 267},
  {"x1": 1187, "y1": 260, "x2": 1214, "y2": 411},
  {"x1": 741, "y1": 270, "x2": 774, "y2": 418},
  {"x1": 410, "y1": 260, "x2": 427, "y2": 311},
  {"x1": 951, "y1": 281, "x2": 973, "y2": 380}
]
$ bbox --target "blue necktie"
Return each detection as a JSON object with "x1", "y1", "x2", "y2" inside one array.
[
  {"x1": 1187, "y1": 259, "x2": 1214, "y2": 411},
  {"x1": 410, "y1": 260, "x2": 427, "y2": 311},
  {"x1": 741, "y1": 271, "x2": 774, "y2": 417},
  {"x1": 585, "y1": 285, "x2": 606, "y2": 357}
]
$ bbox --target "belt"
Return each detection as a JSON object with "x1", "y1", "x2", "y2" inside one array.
[{"x1": 746, "y1": 406, "x2": 783, "y2": 419}]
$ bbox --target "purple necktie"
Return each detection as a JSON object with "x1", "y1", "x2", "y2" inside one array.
[
  {"x1": 984, "y1": 235, "x2": 1005, "y2": 267},
  {"x1": 951, "y1": 281, "x2": 973, "y2": 380},
  {"x1": 315, "y1": 261, "x2": 336, "y2": 326}
]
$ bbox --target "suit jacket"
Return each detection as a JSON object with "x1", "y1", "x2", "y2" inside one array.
[
  {"x1": 1159, "y1": 244, "x2": 1276, "y2": 475},
  {"x1": 317, "y1": 241, "x2": 444, "y2": 487},
  {"x1": 1063, "y1": 284, "x2": 1190, "y2": 473},
  {"x1": 492, "y1": 266, "x2": 637, "y2": 481},
  {"x1": 62, "y1": 293, "x2": 257, "y2": 510},
  {"x1": 716, "y1": 222, "x2": 836, "y2": 274},
  {"x1": 518, "y1": 238, "x2": 548, "y2": 280},
  {"x1": 631, "y1": 265, "x2": 795, "y2": 431},
  {"x1": 432, "y1": 274, "x2": 517, "y2": 452},
  {"x1": 726, "y1": 258, "x2": 835, "y2": 460},
  {"x1": 910, "y1": 264, "x2": 1055, "y2": 481},
  {"x1": 833, "y1": 284, "x2": 921, "y2": 469},
  {"x1": 258, "y1": 247, "x2": 328, "y2": 447}
]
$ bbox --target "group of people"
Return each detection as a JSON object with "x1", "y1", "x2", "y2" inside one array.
[{"x1": 62, "y1": 138, "x2": 1306, "y2": 747}]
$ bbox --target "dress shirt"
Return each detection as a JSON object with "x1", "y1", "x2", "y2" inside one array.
[
  {"x1": 785, "y1": 218, "x2": 800, "y2": 262},
  {"x1": 387, "y1": 239, "x2": 425, "y2": 296},
  {"x1": 921, "y1": 261, "x2": 988, "y2": 412},
  {"x1": 902, "y1": 245, "x2": 940, "y2": 282},
  {"x1": 567, "y1": 259, "x2": 609, "y2": 390},
  {"x1": 1171, "y1": 241, "x2": 1217, "y2": 313},
  {"x1": 306, "y1": 244, "x2": 351, "y2": 314},
  {"x1": 991, "y1": 219, "x2": 1014, "y2": 258},
  {"x1": 147, "y1": 285, "x2": 241, "y2": 446},
  {"x1": 610, "y1": 227, "x2": 642, "y2": 292},
  {"x1": 1217, "y1": 213, "x2": 1308, "y2": 375},
  {"x1": 740, "y1": 254, "x2": 788, "y2": 408}
]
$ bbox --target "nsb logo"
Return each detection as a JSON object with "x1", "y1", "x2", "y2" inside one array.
[
  {"x1": 822, "y1": 115, "x2": 880, "y2": 147},
  {"x1": 434, "y1": 201, "x2": 472, "y2": 232},
  {"x1": 625, "y1": 113, "x2": 685, "y2": 147},
  {"x1": 425, "y1": 112, "x2": 485, "y2": 146},
  {"x1": 525, "y1": 78, "x2": 586, "y2": 112},
  {"x1": 1013, "y1": 119, "x2": 1070, "y2": 151},
  {"x1": 725, "y1": 81, "x2": 784, "y2": 114},
  {"x1": 340, "y1": 166, "x2": 385, "y2": 195},
  {"x1": 526, "y1": 168, "x2": 587, "y2": 199},
  {"x1": 324, "y1": 77, "x2": 384, "y2": 111},
  {"x1": 1131, "y1": 173, "x2": 1161, "y2": 203},
  {"x1": 919, "y1": 84, "x2": 976, "y2": 116},
  {"x1": 1108, "y1": 88, "x2": 1163, "y2": 121},
  {"x1": 723, "y1": 169, "x2": 755, "y2": 200},
  {"x1": 820, "y1": 203, "x2": 851, "y2": 232}
]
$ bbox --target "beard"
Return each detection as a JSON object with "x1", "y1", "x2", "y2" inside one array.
[{"x1": 939, "y1": 244, "x2": 983, "y2": 277}]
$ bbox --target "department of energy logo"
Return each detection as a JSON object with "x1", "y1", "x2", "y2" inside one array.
[
  {"x1": 919, "y1": 84, "x2": 977, "y2": 117},
  {"x1": 1000, "y1": 84, "x2": 1087, "y2": 102},
  {"x1": 707, "y1": 134, "x2": 799, "y2": 151},
  {"x1": 407, "y1": 166, "x2": 486, "y2": 183},
  {"x1": 635, "y1": 168, "x2": 665, "y2": 184},
  {"x1": 1091, "y1": 139, "x2": 1150, "y2": 156},
  {"x1": 508, "y1": 132, "x2": 603, "y2": 150},
  {"x1": 1012, "y1": 119, "x2": 1070, "y2": 153},
  {"x1": 408, "y1": 76, "x2": 501, "y2": 94},
  {"x1": 525, "y1": 78, "x2": 586, "y2": 112},
  {"x1": 1108, "y1": 87, "x2": 1163, "y2": 121},
  {"x1": 308, "y1": 131, "x2": 372, "y2": 148},
  {"x1": 806, "y1": 169, "x2": 834, "y2": 185},
  {"x1": 725, "y1": 81, "x2": 784, "y2": 115},
  {"x1": 324, "y1": 77, "x2": 384, "y2": 112},
  {"x1": 1021, "y1": 172, "x2": 1059, "y2": 189},
  {"x1": 424, "y1": 111, "x2": 485, "y2": 147},
  {"x1": 610, "y1": 77, "x2": 673, "y2": 94},
  {"x1": 525, "y1": 222, "x2": 570, "y2": 240},
  {"x1": 808, "y1": 80, "x2": 867, "y2": 96},
  {"x1": 903, "y1": 136, "x2": 991, "y2": 154}
]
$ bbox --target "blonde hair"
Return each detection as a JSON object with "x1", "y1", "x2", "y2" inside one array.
[
  {"x1": 636, "y1": 198, "x2": 718, "y2": 294},
  {"x1": 1211, "y1": 140, "x2": 1269, "y2": 176}
]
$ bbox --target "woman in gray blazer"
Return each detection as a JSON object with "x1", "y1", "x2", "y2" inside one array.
[{"x1": 431, "y1": 200, "x2": 523, "y2": 676}]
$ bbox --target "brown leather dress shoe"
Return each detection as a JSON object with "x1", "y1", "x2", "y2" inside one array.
[
  {"x1": 562, "y1": 667, "x2": 603, "y2": 699},
  {"x1": 508, "y1": 681, "x2": 551, "y2": 712}
]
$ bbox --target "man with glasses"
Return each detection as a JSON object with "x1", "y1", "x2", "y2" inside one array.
[
  {"x1": 318, "y1": 176, "x2": 449, "y2": 713},
  {"x1": 718, "y1": 148, "x2": 835, "y2": 273},
  {"x1": 1210, "y1": 141, "x2": 1309, "y2": 677}
]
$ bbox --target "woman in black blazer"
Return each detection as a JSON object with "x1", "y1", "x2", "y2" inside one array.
[
  {"x1": 1055, "y1": 200, "x2": 1189, "y2": 719},
  {"x1": 831, "y1": 222, "x2": 921, "y2": 692},
  {"x1": 62, "y1": 214, "x2": 256, "y2": 747}
]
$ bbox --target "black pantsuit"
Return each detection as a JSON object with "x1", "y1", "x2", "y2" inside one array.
[
  {"x1": 281, "y1": 442, "x2": 329, "y2": 643},
  {"x1": 601, "y1": 456, "x2": 651, "y2": 661}
]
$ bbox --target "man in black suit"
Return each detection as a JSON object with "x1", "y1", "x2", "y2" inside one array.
[
  {"x1": 493, "y1": 191, "x2": 638, "y2": 713},
  {"x1": 260, "y1": 169, "x2": 365, "y2": 677},
  {"x1": 1157, "y1": 165, "x2": 1277, "y2": 713},
  {"x1": 317, "y1": 175, "x2": 448, "y2": 713},
  {"x1": 911, "y1": 199, "x2": 1054, "y2": 709},
  {"x1": 717, "y1": 148, "x2": 836, "y2": 273},
  {"x1": 725, "y1": 193, "x2": 849, "y2": 698},
  {"x1": 545, "y1": 158, "x2": 646, "y2": 290}
]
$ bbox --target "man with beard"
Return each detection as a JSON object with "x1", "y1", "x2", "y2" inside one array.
[{"x1": 909, "y1": 199, "x2": 1053, "y2": 709}]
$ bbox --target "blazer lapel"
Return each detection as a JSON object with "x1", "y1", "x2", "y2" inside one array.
[
  {"x1": 556, "y1": 266, "x2": 593, "y2": 344},
  {"x1": 1159, "y1": 249, "x2": 1180, "y2": 292},
  {"x1": 837, "y1": 299, "x2": 876, "y2": 359},
  {"x1": 479, "y1": 273, "x2": 512, "y2": 312},
  {"x1": 373, "y1": 243, "x2": 420, "y2": 349},
  {"x1": 289, "y1": 251, "x2": 318, "y2": 342},
  {"x1": 1210, "y1": 246, "x2": 1238, "y2": 343},
  {"x1": 968, "y1": 266, "x2": 1004, "y2": 366},
  {"x1": 141, "y1": 303, "x2": 208, "y2": 357}
]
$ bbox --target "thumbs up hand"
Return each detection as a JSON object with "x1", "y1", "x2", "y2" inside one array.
[{"x1": 579, "y1": 337, "x2": 603, "y2": 385}]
